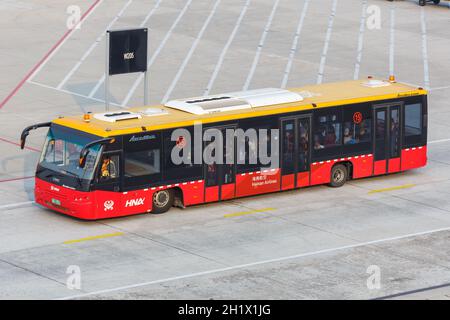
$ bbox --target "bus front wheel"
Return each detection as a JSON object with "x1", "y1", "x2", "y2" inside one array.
[
  {"x1": 329, "y1": 164, "x2": 348, "y2": 188},
  {"x1": 152, "y1": 189, "x2": 174, "y2": 214}
]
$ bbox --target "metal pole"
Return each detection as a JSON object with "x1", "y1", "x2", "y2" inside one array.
[
  {"x1": 105, "y1": 31, "x2": 110, "y2": 111},
  {"x1": 144, "y1": 71, "x2": 149, "y2": 105},
  {"x1": 144, "y1": 28, "x2": 149, "y2": 106}
]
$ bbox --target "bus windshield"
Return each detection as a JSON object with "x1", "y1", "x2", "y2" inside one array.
[{"x1": 39, "y1": 125, "x2": 102, "y2": 182}]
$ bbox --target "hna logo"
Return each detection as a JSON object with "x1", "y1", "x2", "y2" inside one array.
[
  {"x1": 123, "y1": 52, "x2": 135, "y2": 60},
  {"x1": 104, "y1": 200, "x2": 114, "y2": 211},
  {"x1": 125, "y1": 198, "x2": 145, "y2": 207}
]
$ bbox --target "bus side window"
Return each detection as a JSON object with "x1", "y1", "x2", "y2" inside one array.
[
  {"x1": 404, "y1": 103, "x2": 423, "y2": 146},
  {"x1": 100, "y1": 155, "x2": 119, "y2": 180}
]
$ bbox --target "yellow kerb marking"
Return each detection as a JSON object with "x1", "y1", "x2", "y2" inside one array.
[
  {"x1": 224, "y1": 208, "x2": 275, "y2": 218},
  {"x1": 63, "y1": 232, "x2": 124, "y2": 244},
  {"x1": 368, "y1": 184, "x2": 415, "y2": 194}
]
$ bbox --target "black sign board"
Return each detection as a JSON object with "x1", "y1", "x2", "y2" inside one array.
[{"x1": 108, "y1": 28, "x2": 148, "y2": 76}]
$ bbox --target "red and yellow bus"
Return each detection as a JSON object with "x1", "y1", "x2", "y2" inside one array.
[{"x1": 21, "y1": 78, "x2": 427, "y2": 220}]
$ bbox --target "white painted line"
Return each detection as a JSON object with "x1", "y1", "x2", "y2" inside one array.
[
  {"x1": 0, "y1": 201, "x2": 35, "y2": 211},
  {"x1": 88, "y1": 0, "x2": 164, "y2": 100},
  {"x1": 429, "y1": 138, "x2": 450, "y2": 144},
  {"x1": 353, "y1": 0, "x2": 367, "y2": 80},
  {"x1": 420, "y1": 7, "x2": 430, "y2": 90},
  {"x1": 28, "y1": 0, "x2": 105, "y2": 83},
  {"x1": 29, "y1": 80, "x2": 124, "y2": 109},
  {"x1": 430, "y1": 85, "x2": 450, "y2": 91},
  {"x1": 389, "y1": 6, "x2": 395, "y2": 77},
  {"x1": 317, "y1": 0, "x2": 338, "y2": 84},
  {"x1": 281, "y1": 0, "x2": 310, "y2": 89},
  {"x1": 58, "y1": 225, "x2": 450, "y2": 300},
  {"x1": 161, "y1": 0, "x2": 222, "y2": 103},
  {"x1": 120, "y1": 0, "x2": 193, "y2": 106},
  {"x1": 204, "y1": 0, "x2": 252, "y2": 96},
  {"x1": 243, "y1": 0, "x2": 281, "y2": 91},
  {"x1": 56, "y1": 0, "x2": 133, "y2": 90}
]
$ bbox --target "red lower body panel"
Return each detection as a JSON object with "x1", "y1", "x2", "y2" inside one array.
[
  {"x1": 235, "y1": 169, "x2": 280, "y2": 197},
  {"x1": 352, "y1": 155, "x2": 374, "y2": 178},
  {"x1": 310, "y1": 161, "x2": 333, "y2": 185},
  {"x1": 205, "y1": 186, "x2": 219, "y2": 203},
  {"x1": 388, "y1": 157, "x2": 401, "y2": 173},
  {"x1": 35, "y1": 147, "x2": 427, "y2": 220},
  {"x1": 374, "y1": 160, "x2": 386, "y2": 175},
  {"x1": 297, "y1": 172, "x2": 310, "y2": 187},
  {"x1": 281, "y1": 174, "x2": 295, "y2": 190},
  {"x1": 221, "y1": 183, "x2": 235, "y2": 200},
  {"x1": 401, "y1": 146, "x2": 427, "y2": 171}
]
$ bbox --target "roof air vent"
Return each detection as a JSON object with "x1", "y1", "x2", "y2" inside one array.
[
  {"x1": 165, "y1": 88, "x2": 303, "y2": 115},
  {"x1": 94, "y1": 111, "x2": 142, "y2": 123}
]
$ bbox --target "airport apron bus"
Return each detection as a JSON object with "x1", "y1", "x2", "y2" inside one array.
[{"x1": 21, "y1": 78, "x2": 428, "y2": 220}]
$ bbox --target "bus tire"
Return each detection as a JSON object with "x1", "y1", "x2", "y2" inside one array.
[
  {"x1": 433, "y1": 0, "x2": 440, "y2": 4},
  {"x1": 151, "y1": 189, "x2": 174, "y2": 214},
  {"x1": 419, "y1": 0, "x2": 426, "y2": 6},
  {"x1": 329, "y1": 164, "x2": 348, "y2": 188}
]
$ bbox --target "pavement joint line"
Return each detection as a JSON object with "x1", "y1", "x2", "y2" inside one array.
[
  {"x1": 0, "y1": 0, "x2": 104, "y2": 109},
  {"x1": 0, "y1": 201, "x2": 35, "y2": 210},
  {"x1": 353, "y1": 0, "x2": 367, "y2": 80},
  {"x1": 0, "y1": 176, "x2": 35, "y2": 184},
  {"x1": 121, "y1": 0, "x2": 194, "y2": 106},
  {"x1": 281, "y1": 0, "x2": 310, "y2": 89},
  {"x1": 63, "y1": 232, "x2": 124, "y2": 245},
  {"x1": 224, "y1": 207, "x2": 275, "y2": 218},
  {"x1": 204, "y1": 0, "x2": 252, "y2": 96},
  {"x1": 89, "y1": 0, "x2": 163, "y2": 100},
  {"x1": 368, "y1": 184, "x2": 416, "y2": 194},
  {"x1": 0, "y1": 137, "x2": 40, "y2": 152},
  {"x1": 420, "y1": 7, "x2": 430, "y2": 90},
  {"x1": 317, "y1": 0, "x2": 338, "y2": 84},
  {"x1": 243, "y1": 0, "x2": 281, "y2": 91},
  {"x1": 57, "y1": 225, "x2": 450, "y2": 300},
  {"x1": 161, "y1": 0, "x2": 222, "y2": 103},
  {"x1": 429, "y1": 85, "x2": 450, "y2": 91},
  {"x1": 374, "y1": 282, "x2": 450, "y2": 300},
  {"x1": 56, "y1": 0, "x2": 134, "y2": 90}
]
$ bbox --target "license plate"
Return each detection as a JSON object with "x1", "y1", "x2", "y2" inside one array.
[{"x1": 51, "y1": 198, "x2": 61, "y2": 206}]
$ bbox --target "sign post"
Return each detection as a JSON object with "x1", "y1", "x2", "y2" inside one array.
[{"x1": 105, "y1": 28, "x2": 148, "y2": 111}]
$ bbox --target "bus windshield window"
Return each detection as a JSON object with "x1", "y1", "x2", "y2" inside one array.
[{"x1": 39, "y1": 126, "x2": 101, "y2": 180}]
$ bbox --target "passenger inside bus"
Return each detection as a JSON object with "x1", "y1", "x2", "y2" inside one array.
[{"x1": 314, "y1": 135, "x2": 324, "y2": 150}]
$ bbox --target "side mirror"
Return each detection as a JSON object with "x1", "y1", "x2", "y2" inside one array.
[
  {"x1": 79, "y1": 150, "x2": 90, "y2": 168},
  {"x1": 20, "y1": 122, "x2": 51, "y2": 150},
  {"x1": 78, "y1": 138, "x2": 115, "y2": 169}
]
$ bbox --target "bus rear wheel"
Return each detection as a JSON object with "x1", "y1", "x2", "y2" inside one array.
[
  {"x1": 152, "y1": 189, "x2": 174, "y2": 214},
  {"x1": 329, "y1": 164, "x2": 348, "y2": 188}
]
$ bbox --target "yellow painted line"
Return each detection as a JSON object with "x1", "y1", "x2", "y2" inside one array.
[
  {"x1": 63, "y1": 232, "x2": 124, "y2": 244},
  {"x1": 224, "y1": 207, "x2": 275, "y2": 218},
  {"x1": 368, "y1": 184, "x2": 416, "y2": 194}
]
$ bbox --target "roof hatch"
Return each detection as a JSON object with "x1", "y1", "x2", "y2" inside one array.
[{"x1": 165, "y1": 88, "x2": 303, "y2": 115}]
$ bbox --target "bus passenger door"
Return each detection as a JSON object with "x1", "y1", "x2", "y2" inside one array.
[
  {"x1": 373, "y1": 104, "x2": 401, "y2": 175},
  {"x1": 204, "y1": 126, "x2": 236, "y2": 202},
  {"x1": 280, "y1": 116, "x2": 311, "y2": 190}
]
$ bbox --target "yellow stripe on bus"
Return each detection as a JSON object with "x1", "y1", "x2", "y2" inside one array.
[{"x1": 63, "y1": 232, "x2": 124, "y2": 244}]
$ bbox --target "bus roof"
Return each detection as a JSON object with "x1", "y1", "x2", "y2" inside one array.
[{"x1": 53, "y1": 79, "x2": 427, "y2": 137}]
